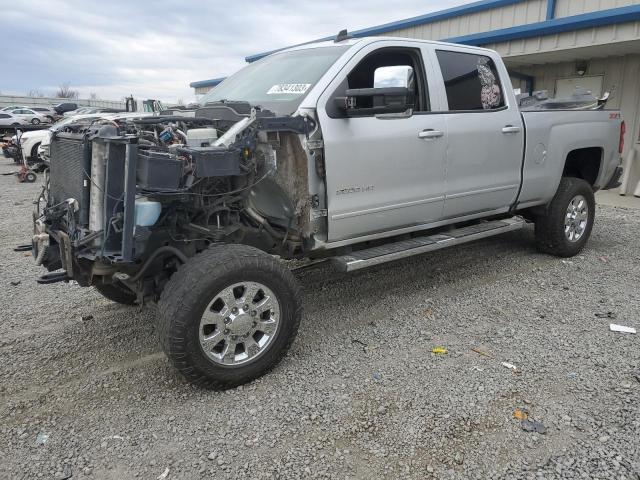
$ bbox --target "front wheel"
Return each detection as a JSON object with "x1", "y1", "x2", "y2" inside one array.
[
  {"x1": 30, "y1": 143, "x2": 41, "y2": 162},
  {"x1": 157, "y1": 245, "x2": 302, "y2": 389},
  {"x1": 534, "y1": 177, "x2": 595, "y2": 257}
]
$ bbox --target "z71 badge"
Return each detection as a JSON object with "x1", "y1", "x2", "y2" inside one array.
[{"x1": 336, "y1": 185, "x2": 375, "y2": 195}]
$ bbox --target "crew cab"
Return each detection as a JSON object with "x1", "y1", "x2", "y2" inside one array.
[{"x1": 30, "y1": 36, "x2": 624, "y2": 389}]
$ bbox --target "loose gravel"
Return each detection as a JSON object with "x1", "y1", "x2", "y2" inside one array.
[{"x1": 0, "y1": 158, "x2": 639, "y2": 480}]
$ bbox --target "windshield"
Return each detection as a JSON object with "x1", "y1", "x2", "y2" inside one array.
[{"x1": 200, "y1": 46, "x2": 349, "y2": 115}]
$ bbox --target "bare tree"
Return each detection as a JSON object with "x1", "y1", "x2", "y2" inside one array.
[
  {"x1": 56, "y1": 82, "x2": 79, "y2": 99},
  {"x1": 89, "y1": 92, "x2": 98, "y2": 100},
  {"x1": 27, "y1": 89, "x2": 45, "y2": 98},
  {"x1": 176, "y1": 98, "x2": 185, "y2": 106}
]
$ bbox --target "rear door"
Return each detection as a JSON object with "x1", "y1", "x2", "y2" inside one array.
[
  {"x1": 430, "y1": 48, "x2": 524, "y2": 218},
  {"x1": 317, "y1": 41, "x2": 448, "y2": 242}
]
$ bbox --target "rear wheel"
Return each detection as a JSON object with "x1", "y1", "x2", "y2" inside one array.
[
  {"x1": 534, "y1": 177, "x2": 595, "y2": 257},
  {"x1": 31, "y1": 118, "x2": 40, "y2": 125},
  {"x1": 94, "y1": 281, "x2": 137, "y2": 305},
  {"x1": 158, "y1": 244, "x2": 302, "y2": 389}
]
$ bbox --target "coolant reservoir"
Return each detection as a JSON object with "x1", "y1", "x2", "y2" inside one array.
[
  {"x1": 134, "y1": 198, "x2": 161, "y2": 227},
  {"x1": 186, "y1": 128, "x2": 218, "y2": 148}
]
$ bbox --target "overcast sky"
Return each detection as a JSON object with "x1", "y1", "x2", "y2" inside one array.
[{"x1": 4, "y1": 0, "x2": 474, "y2": 103}]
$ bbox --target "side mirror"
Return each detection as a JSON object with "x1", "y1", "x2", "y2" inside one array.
[
  {"x1": 334, "y1": 65, "x2": 415, "y2": 117},
  {"x1": 334, "y1": 87, "x2": 414, "y2": 116},
  {"x1": 373, "y1": 65, "x2": 414, "y2": 89}
]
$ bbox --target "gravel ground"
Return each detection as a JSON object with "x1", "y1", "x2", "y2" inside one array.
[{"x1": 0, "y1": 158, "x2": 639, "y2": 480}]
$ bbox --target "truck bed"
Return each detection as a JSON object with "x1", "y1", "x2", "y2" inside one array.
[{"x1": 517, "y1": 109, "x2": 622, "y2": 209}]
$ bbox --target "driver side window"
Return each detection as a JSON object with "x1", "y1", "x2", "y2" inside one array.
[
  {"x1": 346, "y1": 48, "x2": 428, "y2": 113},
  {"x1": 326, "y1": 47, "x2": 429, "y2": 118}
]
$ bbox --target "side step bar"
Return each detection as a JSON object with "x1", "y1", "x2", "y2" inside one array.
[{"x1": 332, "y1": 217, "x2": 525, "y2": 272}]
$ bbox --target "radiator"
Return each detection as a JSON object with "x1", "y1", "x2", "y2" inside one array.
[{"x1": 49, "y1": 132, "x2": 91, "y2": 226}]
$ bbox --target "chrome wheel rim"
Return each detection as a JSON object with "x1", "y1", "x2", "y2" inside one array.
[
  {"x1": 199, "y1": 281, "x2": 280, "y2": 366},
  {"x1": 564, "y1": 194, "x2": 589, "y2": 242}
]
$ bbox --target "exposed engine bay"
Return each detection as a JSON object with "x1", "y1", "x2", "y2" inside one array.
[{"x1": 34, "y1": 102, "x2": 320, "y2": 299}]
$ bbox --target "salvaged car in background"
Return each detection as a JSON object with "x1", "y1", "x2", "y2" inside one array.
[
  {"x1": 0, "y1": 112, "x2": 29, "y2": 126},
  {"x1": 29, "y1": 35, "x2": 624, "y2": 389},
  {"x1": 6, "y1": 108, "x2": 50, "y2": 125}
]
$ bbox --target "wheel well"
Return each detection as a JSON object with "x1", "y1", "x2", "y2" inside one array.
[
  {"x1": 30, "y1": 142, "x2": 41, "y2": 159},
  {"x1": 562, "y1": 147, "x2": 602, "y2": 186}
]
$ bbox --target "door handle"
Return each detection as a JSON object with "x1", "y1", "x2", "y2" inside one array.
[
  {"x1": 418, "y1": 129, "x2": 444, "y2": 139},
  {"x1": 502, "y1": 125, "x2": 521, "y2": 134}
]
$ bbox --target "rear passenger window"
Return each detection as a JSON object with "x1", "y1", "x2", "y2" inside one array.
[{"x1": 436, "y1": 50, "x2": 504, "y2": 111}]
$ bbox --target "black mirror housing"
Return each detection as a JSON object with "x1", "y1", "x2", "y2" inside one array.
[{"x1": 335, "y1": 87, "x2": 414, "y2": 117}]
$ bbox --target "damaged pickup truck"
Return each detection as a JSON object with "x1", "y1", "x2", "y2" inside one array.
[{"x1": 30, "y1": 36, "x2": 624, "y2": 389}]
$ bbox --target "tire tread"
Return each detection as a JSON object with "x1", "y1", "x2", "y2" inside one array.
[
  {"x1": 534, "y1": 177, "x2": 595, "y2": 257},
  {"x1": 157, "y1": 244, "x2": 302, "y2": 390}
]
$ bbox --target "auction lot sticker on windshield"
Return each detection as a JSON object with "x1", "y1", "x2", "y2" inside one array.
[{"x1": 267, "y1": 84, "x2": 311, "y2": 95}]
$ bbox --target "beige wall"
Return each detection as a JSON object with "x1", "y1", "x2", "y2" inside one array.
[
  {"x1": 554, "y1": 0, "x2": 640, "y2": 18},
  {"x1": 486, "y1": 20, "x2": 640, "y2": 58},
  {"x1": 384, "y1": 0, "x2": 546, "y2": 40},
  {"x1": 512, "y1": 54, "x2": 640, "y2": 154},
  {"x1": 383, "y1": 0, "x2": 640, "y2": 43},
  {"x1": 381, "y1": 0, "x2": 640, "y2": 60}
]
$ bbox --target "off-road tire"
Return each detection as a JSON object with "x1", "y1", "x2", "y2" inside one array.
[
  {"x1": 94, "y1": 281, "x2": 137, "y2": 305},
  {"x1": 534, "y1": 177, "x2": 595, "y2": 257},
  {"x1": 157, "y1": 244, "x2": 302, "y2": 390}
]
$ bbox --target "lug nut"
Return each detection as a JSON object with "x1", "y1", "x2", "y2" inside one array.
[
  {"x1": 250, "y1": 310, "x2": 257, "y2": 317},
  {"x1": 224, "y1": 317, "x2": 231, "y2": 324},
  {"x1": 252, "y1": 321, "x2": 257, "y2": 327},
  {"x1": 244, "y1": 304, "x2": 249, "y2": 311},
  {"x1": 231, "y1": 307, "x2": 238, "y2": 314}
]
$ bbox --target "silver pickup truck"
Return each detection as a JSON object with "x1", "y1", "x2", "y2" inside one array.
[{"x1": 31, "y1": 36, "x2": 624, "y2": 389}]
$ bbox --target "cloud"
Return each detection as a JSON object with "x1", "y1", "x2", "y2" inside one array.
[{"x1": 3, "y1": 0, "x2": 474, "y2": 103}]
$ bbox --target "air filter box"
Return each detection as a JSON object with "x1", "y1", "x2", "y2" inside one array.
[{"x1": 186, "y1": 128, "x2": 218, "y2": 148}]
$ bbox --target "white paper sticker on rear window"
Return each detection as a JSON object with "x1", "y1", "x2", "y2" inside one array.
[{"x1": 267, "y1": 83, "x2": 311, "y2": 95}]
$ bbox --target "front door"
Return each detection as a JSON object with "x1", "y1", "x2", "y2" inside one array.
[{"x1": 317, "y1": 43, "x2": 448, "y2": 242}]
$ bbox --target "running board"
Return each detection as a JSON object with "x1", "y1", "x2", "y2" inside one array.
[{"x1": 332, "y1": 217, "x2": 524, "y2": 272}]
